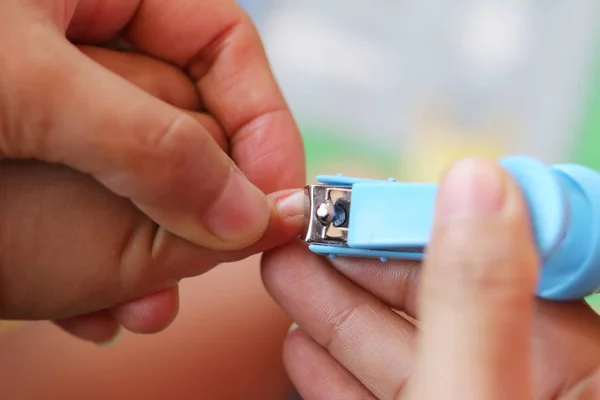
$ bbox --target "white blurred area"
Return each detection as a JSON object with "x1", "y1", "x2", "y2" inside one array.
[{"x1": 240, "y1": 0, "x2": 600, "y2": 180}]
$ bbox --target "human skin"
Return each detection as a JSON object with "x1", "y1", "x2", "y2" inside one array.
[
  {"x1": 263, "y1": 159, "x2": 600, "y2": 399},
  {"x1": 0, "y1": 257, "x2": 294, "y2": 399},
  {"x1": 0, "y1": 0, "x2": 306, "y2": 343}
]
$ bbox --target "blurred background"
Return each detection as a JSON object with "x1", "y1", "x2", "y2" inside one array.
[
  {"x1": 2, "y1": 1, "x2": 600, "y2": 398},
  {"x1": 241, "y1": 0, "x2": 600, "y2": 178}
]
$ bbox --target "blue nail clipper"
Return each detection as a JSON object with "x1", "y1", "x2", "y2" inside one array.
[{"x1": 303, "y1": 156, "x2": 600, "y2": 301}]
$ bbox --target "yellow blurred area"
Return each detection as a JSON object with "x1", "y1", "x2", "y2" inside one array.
[{"x1": 400, "y1": 105, "x2": 513, "y2": 182}]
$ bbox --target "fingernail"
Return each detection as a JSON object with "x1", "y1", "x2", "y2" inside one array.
[
  {"x1": 288, "y1": 322, "x2": 299, "y2": 333},
  {"x1": 205, "y1": 169, "x2": 269, "y2": 246},
  {"x1": 437, "y1": 158, "x2": 507, "y2": 223},
  {"x1": 277, "y1": 190, "x2": 306, "y2": 218},
  {"x1": 97, "y1": 325, "x2": 122, "y2": 347}
]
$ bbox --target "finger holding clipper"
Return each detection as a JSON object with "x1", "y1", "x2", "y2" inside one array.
[
  {"x1": 413, "y1": 158, "x2": 539, "y2": 400},
  {"x1": 0, "y1": 2, "x2": 273, "y2": 253}
]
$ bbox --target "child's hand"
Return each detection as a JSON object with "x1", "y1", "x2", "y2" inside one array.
[
  {"x1": 0, "y1": 1, "x2": 305, "y2": 343},
  {"x1": 263, "y1": 158, "x2": 600, "y2": 399}
]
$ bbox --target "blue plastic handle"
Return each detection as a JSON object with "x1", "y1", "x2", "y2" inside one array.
[{"x1": 309, "y1": 156, "x2": 600, "y2": 301}]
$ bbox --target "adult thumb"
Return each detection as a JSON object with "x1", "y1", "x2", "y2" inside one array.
[{"x1": 0, "y1": 27, "x2": 269, "y2": 251}]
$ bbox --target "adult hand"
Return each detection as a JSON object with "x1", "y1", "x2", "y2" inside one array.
[
  {"x1": 0, "y1": 1, "x2": 305, "y2": 343},
  {"x1": 263, "y1": 158, "x2": 600, "y2": 399}
]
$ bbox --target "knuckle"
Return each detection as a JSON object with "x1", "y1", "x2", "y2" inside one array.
[
  {"x1": 117, "y1": 220, "x2": 215, "y2": 290},
  {"x1": 132, "y1": 112, "x2": 229, "y2": 210},
  {"x1": 322, "y1": 303, "x2": 365, "y2": 350},
  {"x1": 117, "y1": 218, "x2": 162, "y2": 291},
  {"x1": 0, "y1": 53, "x2": 60, "y2": 159},
  {"x1": 145, "y1": 114, "x2": 205, "y2": 168}
]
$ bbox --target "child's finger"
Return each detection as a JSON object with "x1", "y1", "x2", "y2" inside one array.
[
  {"x1": 53, "y1": 287, "x2": 179, "y2": 344},
  {"x1": 415, "y1": 158, "x2": 538, "y2": 400},
  {"x1": 283, "y1": 327, "x2": 377, "y2": 400},
  {"x1": 55, "y1": 310, "x2": 121, "y2": 345},
  {"x1": 110, "y1": 286, "x2": 179, "y2": 334}
]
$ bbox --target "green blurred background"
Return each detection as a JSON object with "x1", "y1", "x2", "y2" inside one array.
[{"x1": 574, "y1": 36, "x2": 600, "y2": 308}]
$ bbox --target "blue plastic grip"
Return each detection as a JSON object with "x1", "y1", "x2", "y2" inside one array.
[
  {"x1": 348, "y1": 182, "x2": 436, "y2": 250},
  {"x1": 309, "y1": 156, "x2": 600, "y2": 301}
]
